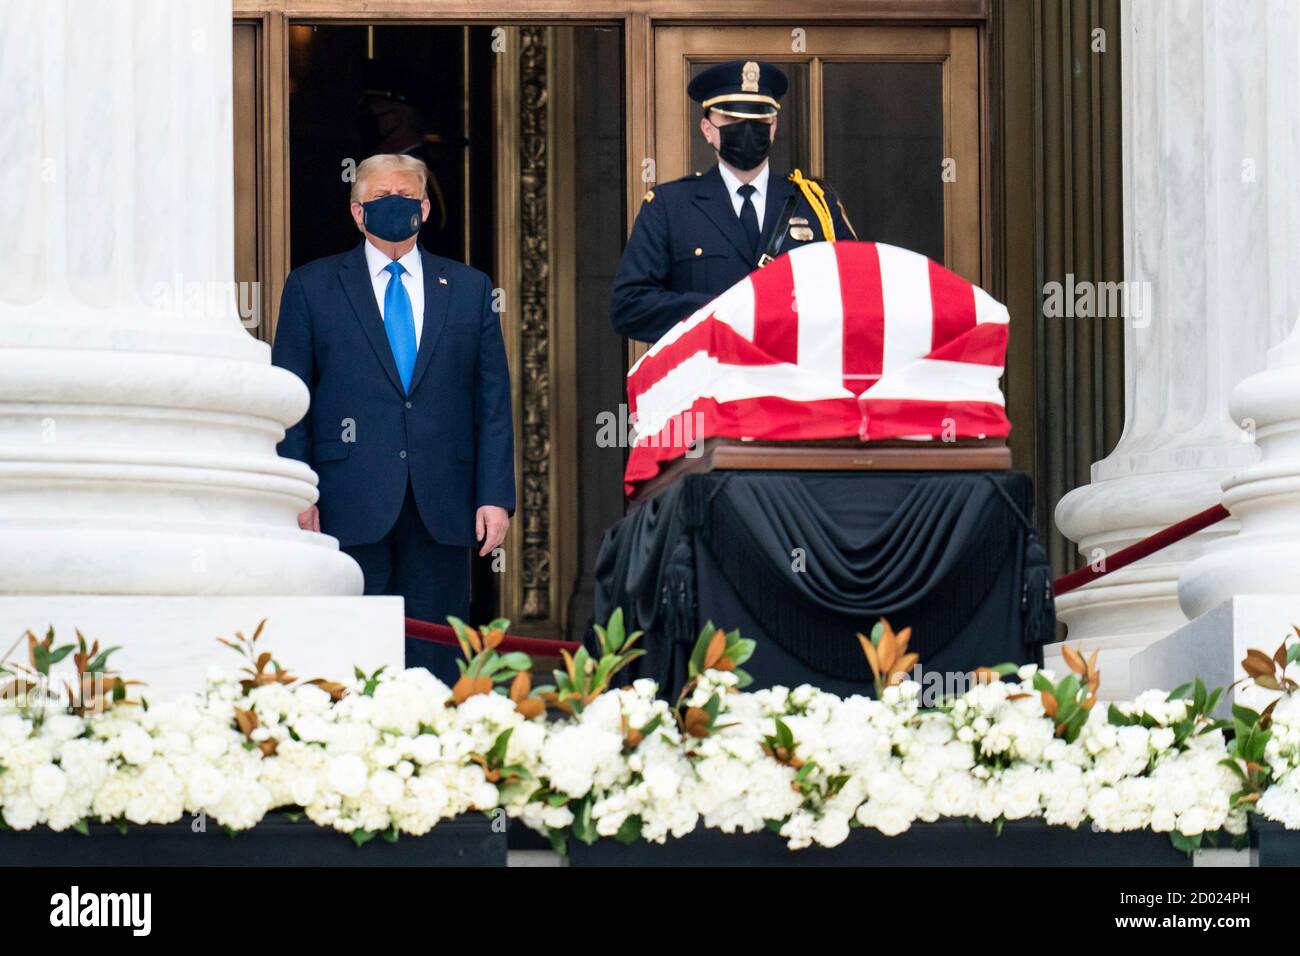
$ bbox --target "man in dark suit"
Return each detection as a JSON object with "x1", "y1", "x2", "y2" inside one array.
[
  {"x1": 272, "y1": 154, "x2": 513, "y2": 677},
  {"x1": 611, "y1": 60, "x2": 857, "y2": 343}
]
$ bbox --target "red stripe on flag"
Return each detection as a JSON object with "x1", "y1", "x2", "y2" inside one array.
[
  {"x1": 928, "y1": 259, "x2": 976, "y2": 347},
  {"x1": 836, "y1": 242, "x2": 884, "y2": 396},
  {"x1": 624, "y1": 394, "x2": 862, "y2": 495},
  {"x1": 627, "y1": 313, "x2": 782, "y2": 417},
  {"x1": 750, "y1": 253, "x2": 798, "y2": 363},
  {"x1": 858, "y1": 398, "x2": 1010, "y2": 442},
  {"x1": 926, "y1": 322, "x2": 1009, "y2": 366}
]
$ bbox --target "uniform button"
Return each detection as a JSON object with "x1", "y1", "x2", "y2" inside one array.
[
  {"x1": 405, "y1": 401, "x2": 413, "y2": 409},
  {"x1": 399, "y1": 450, "x2": 407, "y2": 459},
  {"x1": 694, "y1": 247, "x2": 703, "y2": 256}
]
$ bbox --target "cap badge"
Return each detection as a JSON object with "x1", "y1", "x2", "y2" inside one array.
[{"x1": 741, "y1": 61, "x2": 760, "y2": 93}]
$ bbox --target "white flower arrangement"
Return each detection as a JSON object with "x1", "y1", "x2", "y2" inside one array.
[{"x1": 0, "y1": 614, "x2": 1266, "y2": 855}]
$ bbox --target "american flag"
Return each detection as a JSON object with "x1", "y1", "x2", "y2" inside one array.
[{"x1": 625, "y1": 241, "x2": 1011, "y2": 495}]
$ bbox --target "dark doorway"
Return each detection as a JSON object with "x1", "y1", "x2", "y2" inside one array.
[
  {"x1": 284, "y1": 22, "x2": 628, "y2": 635},
  {"x1": 288, "y1": 24, "x2": 496, "y2": 270}
]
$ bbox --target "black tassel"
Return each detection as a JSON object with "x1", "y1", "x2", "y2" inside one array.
[{"x1": 1020, "y1": 530, "x2": 1056, "y2": 648}]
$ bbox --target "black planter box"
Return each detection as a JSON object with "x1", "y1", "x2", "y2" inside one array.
[
  {"x1": 1252, "y1": 818, "x2": 1299, "y2": 867},
  {"x1": 0, "y1": 813, "x2": 505, "y2": 868},
  {"x1": 567, "y1": 819, "x2": 1193, "y2": 867}
]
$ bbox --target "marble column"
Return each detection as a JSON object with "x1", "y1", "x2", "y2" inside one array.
[
  {"x1": 1048, "y1": 0, "x2": 1297, "y2": 697},
  {"x1": 0, "y1": 0, "x2": 401, "y2": 695}
]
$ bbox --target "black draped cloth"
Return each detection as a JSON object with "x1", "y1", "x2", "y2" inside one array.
[{"x1": 592, "y1": 470, "x2": 1055, "y2": 698}]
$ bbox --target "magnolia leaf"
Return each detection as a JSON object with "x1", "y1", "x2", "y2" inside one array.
[{"x1": 614, "y1": 815, "x2": 643, "y2": 845}]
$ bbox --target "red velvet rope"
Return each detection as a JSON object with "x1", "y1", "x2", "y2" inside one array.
[
  {"x1": 1052, "y1": 504, "x2": 1231, "y2": 596},
  {"x1": 404, "y1": 617, "x2": 581, "y2": 657}
]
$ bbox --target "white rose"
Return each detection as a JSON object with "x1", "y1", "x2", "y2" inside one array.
[
  {"x1": 30, "y1": 764, "x2": 67, "y2": 809},
  {"x1": 326, "y1": 754, "x2": 369, "y2": 798},
  {"x1": 117, "y1": 726, "x2": 154, "y2": 765},
  {"x1": 194, "y1": 733, "x2": 229, "y2": 760},
  {"x1": 187, "y1": 764, "x2": 228, "y2": 806},
  {"x1": 409, "y1": 734, "x2": 441, "y2": 765},
  {"x1": 368, "y1": 769, "x2": 405, "y2": 807},
  {"x1": 43, "y1": 714, "x2": 85, "y2": 742},
  {"x1": 1177, "y1": 807, "x2": 1209, "y2": 836}
]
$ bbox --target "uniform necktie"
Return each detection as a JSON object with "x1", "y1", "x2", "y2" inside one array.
[
  {"x1": 383, "y1": 260, "x2": 417, "y2": 393},
  {"x1": 737, "y1": 183, "x2": 761, "y2": 260}
]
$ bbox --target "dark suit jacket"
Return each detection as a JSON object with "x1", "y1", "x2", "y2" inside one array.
[
  {"x1": 610, "y1": 165, "x2": 855, "y2": 342},
  {"x1": 272, "y1": 242, "x2": 514, "y2": 549}
]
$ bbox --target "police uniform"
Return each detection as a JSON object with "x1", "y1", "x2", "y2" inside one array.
[{"x1": 611, "y1": 60, "x2": 857, "y2": 343}]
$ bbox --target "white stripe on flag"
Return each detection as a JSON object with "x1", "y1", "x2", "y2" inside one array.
[
  {"x1": 973, "y1": 285, "x2": 1011, "y2": 326},
  {"x1": 712, "y1": 273, "x2": 756, "y2": 341},
  {"x1": 862, "y1": 357, "x2": 1006, "y2": 405},
  {"x1": 630, "y1": 276, "x2": 758, "y2": 377},
  {"x1": 633, "y1": 353, "x2": 853, "y2": 440},
  {"x1": 877, "y1": 243, "x2": 934, "y2": 371},
  {"x1": 790, "y1": 243, "x2": 844, "y2": 380}
]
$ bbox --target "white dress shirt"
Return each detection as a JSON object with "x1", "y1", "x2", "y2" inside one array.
[
  {"x1": 364, "y1": 239, "x2": 425, "y2": 347},
  {"x1": 717, "y1": 161, "x2": 770, "y2": 232}
]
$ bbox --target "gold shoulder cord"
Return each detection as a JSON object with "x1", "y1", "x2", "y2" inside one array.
[{"x1": 789, "y1": 169, "x2": 836, "y2": 241}]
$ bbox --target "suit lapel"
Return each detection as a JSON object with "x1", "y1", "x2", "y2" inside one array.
[
  {"x1": 339, "y1": 243, "x2": 404, "y2": 395},
  {"x1": 759, "y1": 172, "x2": 795, "y2": 254},
  {"x1": 693, "y1": 166, "x2": 756, "y2": 263},
  {"x1": 408, "y1": 250, "x2": 451, "y2": 395}
]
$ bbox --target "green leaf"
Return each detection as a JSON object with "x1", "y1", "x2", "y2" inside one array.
[
  {"x1": 604, "y1": 609, "x2": 626, "y2": 652},
  {"x1": 446, "y1": 616, "x2": 474, "y2": 658},
  {"x1": 689, "y1": 622, "x2": 717, "y2": 677},
  {"x1": 703, "y1": 693, "x2": 721, "y2": 723},
  {"x1": 487, "y1": 728, "x2": 514, "y2": 766},
  {"x1": 72, "y1": 819, "x2": 89, "y2": 836},
  {"x1": 731, "y1": 638, "x2": 757, "y2": 667},
  {"x1": 1217, "y1": 757, "x2": 1246, "y2": 782},
  {"x1": 350, "y1": 829, "x2": 378, "y2": 848},
  {"x1": 774, "y1": 717, "x2": 795, "y2": 751},
  {"x1": 48, "y1": 645, "x2": 75, "y2": 665},
  {"x1": 546, "y1": 827, "x2": 568, "y2": 856},
  {"x1": 381, "y1": 825, "x2": 399, "y2": 844},
  {"x1": 1232, "y1": 703, "x2": 1262, "y2": 727},
  {"x1": 499, "y1": 652, "x2": 532, "y2": 672},
  {"x1": 1169, "y1": 830, "x2": 1201, "y2": 857},
  {"x1": 572, "y1": 797, "x2": 597, "y2": 846},
  {"x1": 614, "y1": 815, "x2": 642, "y2": 845},
  {"x1": 1205, "y1": 686, "x2": 1224, "y2": 715}
]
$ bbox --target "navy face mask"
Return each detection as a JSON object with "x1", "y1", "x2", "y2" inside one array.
[{"x1": 361, "y1": 194, "x2": 423, "y2": 242}]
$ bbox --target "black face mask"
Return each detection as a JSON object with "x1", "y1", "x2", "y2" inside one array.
[{"x1": 714, "y1": 119, "x2": 772, "y2": 172}]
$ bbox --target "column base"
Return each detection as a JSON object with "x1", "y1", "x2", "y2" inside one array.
[
  {"x1": 0, "y1": 595, "x2": 406, "y2": 702},
  {"x1": 1128, "y1": 595, "x2": 1300, "y2": 714}
]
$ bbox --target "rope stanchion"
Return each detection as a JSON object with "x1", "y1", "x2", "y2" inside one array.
[
  {"x1": 1052, "y1": 504, "x2": 1231, "y2": 596},
  {"x1": 404, "y1": 617, "x2": 580, "y2": 657}
]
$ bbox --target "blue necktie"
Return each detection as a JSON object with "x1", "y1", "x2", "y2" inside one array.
[{"x1": 382, "y1": 260, "x2": 417, "y2": 393}]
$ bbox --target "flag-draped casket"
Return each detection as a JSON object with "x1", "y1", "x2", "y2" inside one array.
[{"x1": 625, "y1": 241, "x2": 1011, "y2": 494}]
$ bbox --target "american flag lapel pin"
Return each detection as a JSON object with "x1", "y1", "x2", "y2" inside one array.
[{"x1": 438, "y1": 277, "x2": 448, "y2": 285}]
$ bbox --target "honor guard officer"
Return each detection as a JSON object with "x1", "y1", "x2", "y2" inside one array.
[{"x1": 611, "y1": 59, "x2": 857, "y2": 343}]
